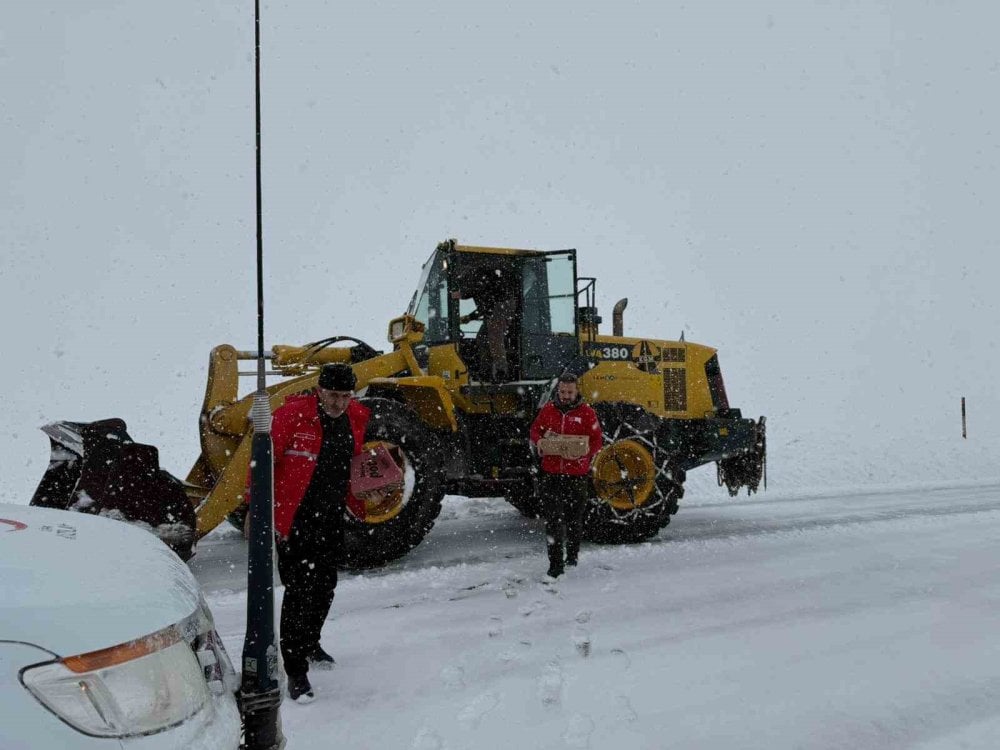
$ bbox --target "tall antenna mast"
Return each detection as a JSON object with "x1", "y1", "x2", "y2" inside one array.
[{"x1": 241, "y1": 0, "x2": 284, "y2": 746}]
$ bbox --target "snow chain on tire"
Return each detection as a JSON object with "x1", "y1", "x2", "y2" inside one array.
[{"x1": 583, "y1": 403, "x2": 684, "y2": 544}]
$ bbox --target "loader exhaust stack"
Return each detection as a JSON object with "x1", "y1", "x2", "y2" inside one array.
[{"x1": 612, "y1": 298, "x2": 628, "y2": 336}]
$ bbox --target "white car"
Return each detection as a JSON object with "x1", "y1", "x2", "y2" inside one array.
[{"x1": 0, "y1": 503, "x2": 241, "y2": 749}]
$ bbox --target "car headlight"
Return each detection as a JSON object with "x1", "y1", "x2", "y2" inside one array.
[{"x1": 20, "y1": 625, "x2": 209, "y2": 738}]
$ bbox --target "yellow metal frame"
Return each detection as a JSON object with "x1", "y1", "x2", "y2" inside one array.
[
  {"x1": 366, "y1": 376, "x2": 459, "y2": 432},
  {"x1": 578, "y1": 338, "x2": 718, "y2": 420},
  {"x1": 190, "y1": 342, "x2": 415, "y2": 537}
]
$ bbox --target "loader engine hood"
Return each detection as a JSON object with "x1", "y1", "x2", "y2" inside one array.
[{"x1": 0, "y1": 503, "x2": 200, "y2": 657}]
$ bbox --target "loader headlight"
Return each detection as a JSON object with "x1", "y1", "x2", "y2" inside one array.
[
  {"x1": 20, "y1": 626, "x2": 209, "y2": 738},
  {"x1": 388, "y1": 318, "x2": 408, "y2": 342}
]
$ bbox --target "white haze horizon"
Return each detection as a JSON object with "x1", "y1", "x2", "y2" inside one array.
[{"x1": 2, "y1": 2, "x2": 998, "y2": 502}]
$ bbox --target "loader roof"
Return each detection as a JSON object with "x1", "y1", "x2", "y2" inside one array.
[{"x1": 445, "y1": 241, "x2": 549, "y2": 257}]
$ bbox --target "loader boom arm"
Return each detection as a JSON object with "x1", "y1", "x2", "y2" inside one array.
[{"x1": 188, "y1": 342, "x2": 420, "y2": 538}]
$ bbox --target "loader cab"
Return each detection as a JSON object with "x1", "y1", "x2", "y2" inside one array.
[{"x1": 406, "y1": 243, "x2": 579, "y2": 383}]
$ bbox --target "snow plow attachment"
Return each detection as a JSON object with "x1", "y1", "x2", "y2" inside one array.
[
  {"x1": 716, "y1": 416, "x2": 767, "y2": 496},
  {"x1": 31, "y1": 420, "x2": 196, "y2": 560}
]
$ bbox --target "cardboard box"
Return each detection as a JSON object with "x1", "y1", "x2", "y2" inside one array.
[
  {"x1": 537, "y1": 434, "x2": 590, "y2": 460},
  {"x1": 350, "y1": 445, "x2": 404, "y2": 500}
]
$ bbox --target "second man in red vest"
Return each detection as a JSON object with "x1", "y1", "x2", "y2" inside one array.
[{"x1": 529, "y1": 372, "x2": 603, "y2": 579}]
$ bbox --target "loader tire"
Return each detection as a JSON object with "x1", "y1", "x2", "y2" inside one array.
[
  {"x1": 584, "y1": 403, "x2": 684, "y2": 544},
  {"x1": 341, "y1": 398, "x2": 446, "y2": 569}
]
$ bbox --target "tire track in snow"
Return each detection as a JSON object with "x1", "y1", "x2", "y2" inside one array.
[
  {"x1": 671, "y1": 497, "x2": 1000, "y2": 546},
  {"x1": 193, "y1": 484, "x2": 1000, "y2": 597}
]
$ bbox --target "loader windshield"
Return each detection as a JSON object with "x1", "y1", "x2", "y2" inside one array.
[{"x1": 407, "y1": 251, "x2": 450, "y2": 344}]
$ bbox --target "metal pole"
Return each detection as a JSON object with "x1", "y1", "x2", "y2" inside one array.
[
  {"x1": 240, "y1": 0, "x2": 284, "y2": 746},
  {"x1": 962, "y1": 396, "x2": 967, "y2": 439}
]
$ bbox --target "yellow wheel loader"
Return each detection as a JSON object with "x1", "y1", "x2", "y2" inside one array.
[{"x1": 32, "y1": 240, "x2": 765, "y2": 567}]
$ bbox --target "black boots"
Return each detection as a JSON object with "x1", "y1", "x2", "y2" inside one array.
[
  {"x1": 288, "y1": 673, "x2": 315, "y2": 703},
  {"x1": 288, "y1": 645, "x2": 333, "y2": 702},
  {"x1": 307, "y1": 644, "x2": 336, "y2": 671},
  {"x1": 547, "y1": 544, "x2": 564, "y2": 580}
]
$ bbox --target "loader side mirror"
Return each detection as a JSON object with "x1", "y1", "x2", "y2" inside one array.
[{"x1": 578, "y1": 306, "x2": 601, "y2": 328}]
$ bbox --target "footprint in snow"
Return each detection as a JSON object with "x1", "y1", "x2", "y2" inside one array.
[
  {"x1": 615, "y1": 695, "x2": 638, "y2": 723},
  {"x1": 610, "y1": 648, "x2": 631, "y2": 671},
  {"x1": 498, "y1": 637, "x2": 533, "y2": 663},
  {"x1": 540, "y1": 582, "x2": 562, "y2": 597},
  {"x1": 411, "y1": 726, "x2": 445, "y2": 750},
  {"x1": 447, "y1": 581, "x2": 489, "y2": 601},
  {"x1": 537, "y1": 660, "x2": 564, "y2": 707},
  {"x1": 563, "y1": 714, "x2": 595, "y2": 748},
  {"x1": 573, "y1": 609, "x2": 593, "y2": 656},
  {"x1": 502, "y1": 576, "x2": 525, "y2": 599},
  {"x1": 440, "y1": 664, "x2": 465, "y2": 689},
  {"x1": 488, "y1": 615, "x2": 503, "y2": 638},
  {"x1": 497, "y1": 649, "x2": 518, "y2": 664},
  {"x1": 458, "y1": 691, "x2": 500, "y2": 728},
  {"x1": 519, "y1": 599, "x2": 549, "y2": 618}
]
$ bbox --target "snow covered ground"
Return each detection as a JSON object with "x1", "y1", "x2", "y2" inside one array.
[{"x1": 195, "y1": 483, "x2": 1000, "y2": 749}]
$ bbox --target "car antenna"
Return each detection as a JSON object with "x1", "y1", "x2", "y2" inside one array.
[{"x1": 241, "y1": 1, "x2": 285, "y2": 747}]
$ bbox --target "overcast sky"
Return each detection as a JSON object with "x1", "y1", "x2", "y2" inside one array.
[{"x1": 2, "y1": 1, "x2": 997, "y2": 503}]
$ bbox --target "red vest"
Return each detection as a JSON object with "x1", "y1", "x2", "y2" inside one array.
[
  {"x1": 264, "y1": 393, "x2": 371, "y2": 537},
  {"x1": 529, "y1": 400, "x2": 603, "y2": 476}
]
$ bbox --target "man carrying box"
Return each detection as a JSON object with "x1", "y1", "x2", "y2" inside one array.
[
  {"x1": 247, "y1": 362, "x2": 369, "y2": 703},
  {"x1": 529, "y1": 372, "x2": 604, "y2": 579}
]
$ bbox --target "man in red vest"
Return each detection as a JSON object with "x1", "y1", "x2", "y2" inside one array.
[
  {"x1": 267, "y1": 362, "x2": 370, "y2": 702},
  {"x1": 529, "y1": 372, "x2": 603, "y2": 579}
]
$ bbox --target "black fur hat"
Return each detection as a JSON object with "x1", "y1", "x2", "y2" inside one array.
[{"x1": 317, "y1": 363, "x2": 356, "y2": 391}]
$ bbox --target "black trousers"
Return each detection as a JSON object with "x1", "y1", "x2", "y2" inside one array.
[
  {"x1": 539, "y1": 473, "x2": 588, "y2": 573},
  {"x1": 276, "y1": 524, "x2": 342, "y2": 677}
]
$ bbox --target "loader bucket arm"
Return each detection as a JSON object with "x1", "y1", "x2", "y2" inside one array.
[
  {"x1": 32, "y1": 338, "x2": 416, "y2": 553},
  {"x1": 191, "y1": 346, "x2": 416, "y2": 538}
]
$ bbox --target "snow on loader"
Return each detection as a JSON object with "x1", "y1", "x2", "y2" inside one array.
[{"x1": 32, "y1": 240, "x2": 766, "y2": 567}]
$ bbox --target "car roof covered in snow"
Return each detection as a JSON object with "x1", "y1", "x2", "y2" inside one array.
[{"x1": 0, "y1": 503, "x2": 201, "y2": 657}]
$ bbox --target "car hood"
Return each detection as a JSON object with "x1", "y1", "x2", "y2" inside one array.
[{"x1": 0, "y1": 503, "x2": 200, "y2": 657}]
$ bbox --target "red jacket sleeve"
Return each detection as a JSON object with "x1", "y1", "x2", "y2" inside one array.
[
  {"x1": 269, "y1": 406, "x2": 296, "y2": 467},
  {"x1": 584, "y1": 405, "x2": 604, "y2": 461},
  {"x1": 529, "y1": 405, "x2": 550, "y2": 446}
]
